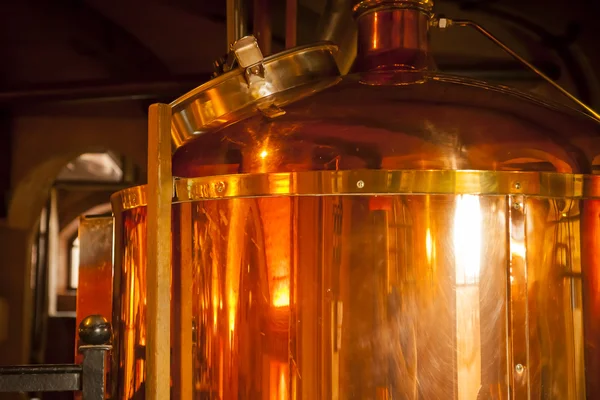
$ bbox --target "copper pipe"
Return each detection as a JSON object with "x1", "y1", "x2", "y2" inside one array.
[
  {"x1": 436, "y1": 18, "x2": 600, "y2": 122},
  {"x1": 253, "y1": 0, "x2": 272, "y2": 55},
  {"x1": 318, "y1": 0, "x2": 356, "y2": 74},
  {"x1": 227, "y1": 0, "x2": 247, "y2": 47},
  {"x1": 285, "y1": 0, "x2": 297, "y2": 48}
]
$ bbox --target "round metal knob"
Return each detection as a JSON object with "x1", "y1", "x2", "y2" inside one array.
[{"x1": 78, "y1": 315, "x2": 112, "y2": 345}]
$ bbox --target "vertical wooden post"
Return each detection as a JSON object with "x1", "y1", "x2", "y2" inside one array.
[{"x1": 146, "y1": 103, "x2": 172, "y2": 400}]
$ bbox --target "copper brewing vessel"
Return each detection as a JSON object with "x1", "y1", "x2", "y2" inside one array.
[{"x1": 105, "y1": 1, "x2": 600, "y2": 399}]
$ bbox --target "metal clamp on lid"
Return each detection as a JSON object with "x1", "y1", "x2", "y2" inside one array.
[
  {"x1": 170, "y1": 35, "x2": 340, "y2": 149},
  {"x1": 217, "y1": 36, "x2": 266, "y2": 86}
]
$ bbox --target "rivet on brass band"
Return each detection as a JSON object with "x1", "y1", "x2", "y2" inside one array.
[{"x1": 110, "y1": 170, "x2": 600, "y2": 214}]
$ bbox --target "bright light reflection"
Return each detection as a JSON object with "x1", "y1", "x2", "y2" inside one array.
[
  {"x1": 425, "y1": 228, "x2": 433, "y2": 265},
  {"x1": 510, "y1": 242, "x2": 526, "y2": 259},
  {"x1": 279, "y1": 367, "x2": 287, "y2": 399},
  {"x1": 269, "y1": 361, "x2": 289, "y2": 399},
  {"x1": 454, "y1": 195, "x2": 482, "y2": 285},
  {"x1": 373, "y1": 13, "x2": 379, "y2": 48},
  {"x1": 226, "y1": 201, "x2": 245, "y2": 339},
  {"x1": 260, "y1": 150, "x2": 268, "y2": 159},
  {"x1": 272, "y1": 277, "x2": 290, "y2": 308},
  {"x1": 263, "y1": 199, "x2": 291, "y2": 308},
  {"x1": 256, "y1": 82, "x2": 274, "y2": 97},
  {"x1": 213, "y1": 261, "x2": 219, "y2": 328},
  {"x1": 454, "y1": 195, "x2": 482, "y2": 400}
]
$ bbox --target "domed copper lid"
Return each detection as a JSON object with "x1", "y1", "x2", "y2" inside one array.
[
  {"x1": 169, "y1": 2, "x2": 600, "y2": 191},
  {"x1": 173, "y1": 69, "x2": 600, "y2": 177}
]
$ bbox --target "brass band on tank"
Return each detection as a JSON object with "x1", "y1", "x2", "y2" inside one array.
[{"x1": 111, "y1": 170, "x2": 600, "y2": 212}]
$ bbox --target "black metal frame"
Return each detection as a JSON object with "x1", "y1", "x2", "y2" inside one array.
[
  {"x1": 0, "y1": 315, "x2": 111, "y2": 399},
  {"x1": 0, "y1": 364, "x2": 82, "y2": 392}
]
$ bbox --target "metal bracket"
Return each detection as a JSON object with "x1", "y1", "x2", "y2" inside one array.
[
  {"x1": 214, "y1": 35, "x2": 266, "y2": 86},
  {"x1": 211, "y1": 35, "x2": 284, "y2": 118},
  {"x1": 431, "y1": 16, "x2": 600, "y2": 122}
]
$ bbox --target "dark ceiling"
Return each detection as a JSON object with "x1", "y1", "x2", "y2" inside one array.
[{"x1": 1, "y1": 0, "x2": 600, "y2": 109}]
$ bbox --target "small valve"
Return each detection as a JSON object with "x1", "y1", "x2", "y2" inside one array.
[
  {"x1": 430, "y1": 15, "x2": 453, "y2": 29},
  {"x1": 437, "y1": 17, "x2": 451, "y2": 28}
]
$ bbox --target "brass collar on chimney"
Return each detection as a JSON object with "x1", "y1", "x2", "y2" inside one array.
[{"x1": 353, "y1": 0, "x2": 434, "y2": 18}]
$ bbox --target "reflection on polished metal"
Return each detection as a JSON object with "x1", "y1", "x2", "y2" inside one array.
[
  {"x1": 111, "y1": 184, "x2": 146, "y2": 213},
  {"x1": 173, "y1": 170, "x2": 600, "y2": 201},
  {"x1": 112, "y1": 170, "x2": 600, "y2": 213},
  {"x1": 352, "y1": 0, "x2": 434, "y2": 16},
  {"x1": 318, "y1": 0, "x2": 356, "y2": 74},
  {"x1": 112, "y1": 170, "x2": 600, "y2": 215},
  {"x1": 170, "y1": 38, "x2": 340, "y2": 149},
  {"x1": 226, "y1": 0, "x2": 247, "y2": 47},
  {"x1": 111, "y1": 205, "x2": 147, "y2": 400},
  {"x1": 111, "y1": 190, "x2": 596, "y2": 398},
  {"x1": 219, "y1": 35, "x2": 265, "y2": 77},
  {"x1": 353, "y1": 5, "x2": 431, "y2": 72},
  {"x1": 79, "y1": 315, "x2": 112, "y2": 346},
  {"x1": 75, "y1": 216, "x2": 113, "y2": 365}
]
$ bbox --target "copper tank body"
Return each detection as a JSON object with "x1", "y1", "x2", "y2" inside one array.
[{"x1": 108, "y1": 2, "x2": 600, "y2": 399}]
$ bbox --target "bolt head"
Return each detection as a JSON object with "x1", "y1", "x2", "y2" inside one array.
[
  {"x1": 515, "y1": 363, "x2": 525, "y2": 374},
  {"x1": 78, "y1": 315, "x2": 112, "y2": 345}
]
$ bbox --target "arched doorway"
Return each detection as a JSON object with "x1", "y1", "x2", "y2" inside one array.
[{"x1": 27, "y1": 151, "x2": 136, "y2": 377}]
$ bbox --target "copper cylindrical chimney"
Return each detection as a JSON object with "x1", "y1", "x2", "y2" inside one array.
[{"x1": 352, "y1": 0, "x2": 433, "y2": 72}]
